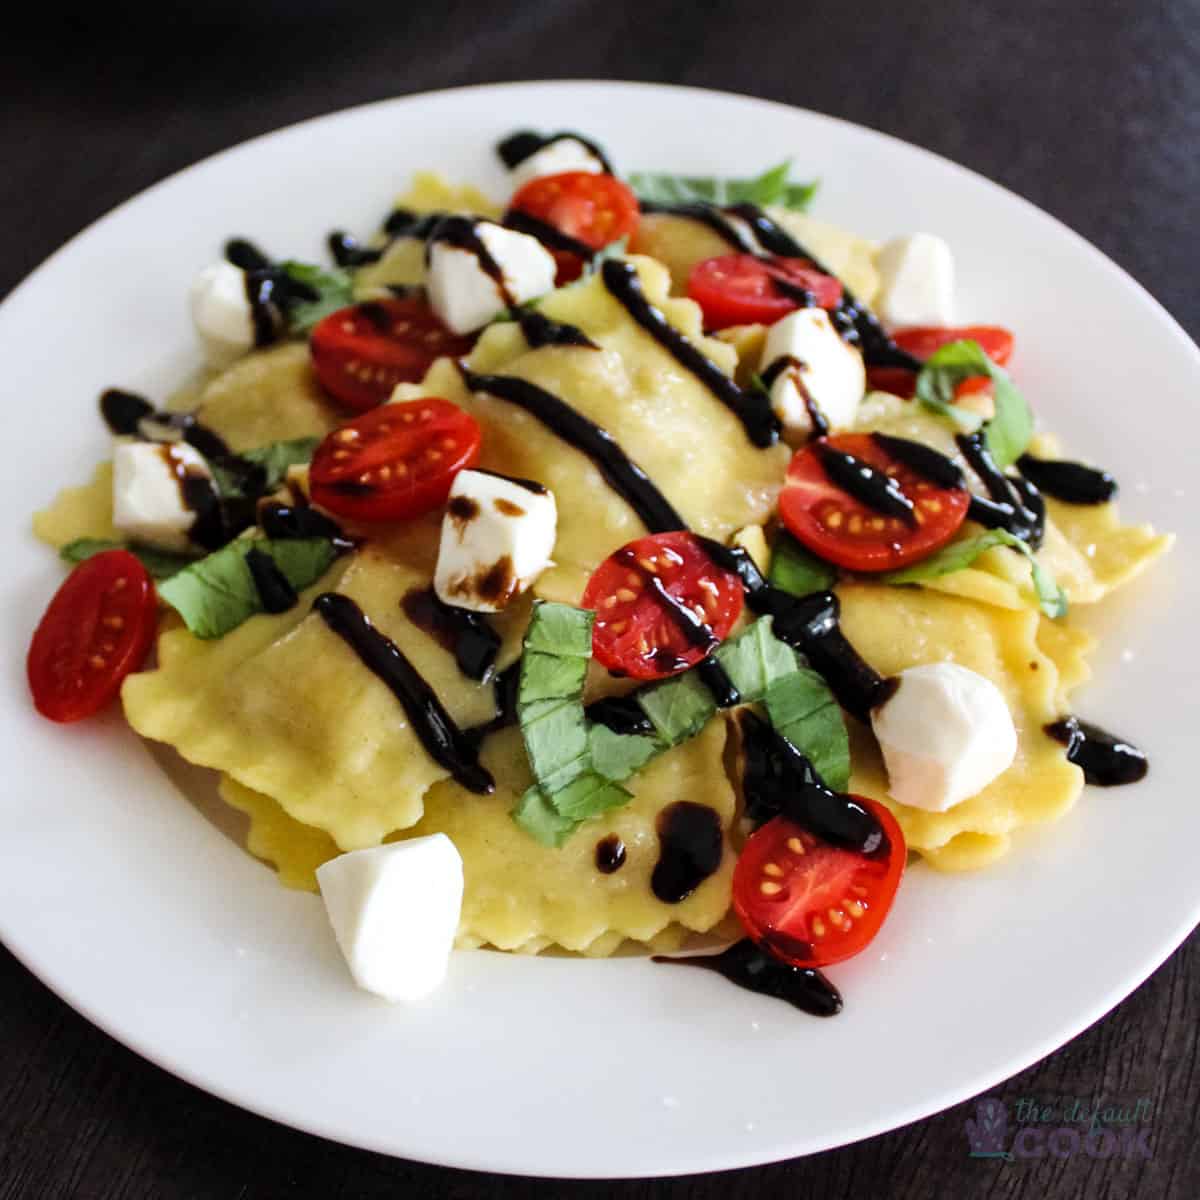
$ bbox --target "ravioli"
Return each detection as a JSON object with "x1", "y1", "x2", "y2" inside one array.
[
  {"x1": 33, "y1": 461, "x2": 115, "y2": 549},
  {"x1": 396, "y1": 255, "x2": 790, "y2": 602},
  {"x1": 217, "y1": 720, "x2": 734, "y2": 954},
  {"x1": 851, "y1": 392, "x2": 1172, "y2": 611},
  {"x1": 122, "y1": 527, "x2": 528, "y2": 850},
  {"x1": 195, "y1": 341, "x2": 343, "y2": 451},
  {"x1": 630, "y1": 206, "x2": 879, "y2": 302},
  {"x1": 838, "y1": 584, "x2": 1091, "y2": 872}
]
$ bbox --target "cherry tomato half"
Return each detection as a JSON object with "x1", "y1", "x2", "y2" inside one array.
[
  {"x1": 509, "y1": 171, "x2": 640, "y2": 280},
  {"x1": 732, "y1": 801, "x2": 906, "y2": 968},
  {"x1": 310, "y1": 398, "x2": 481, "y2": 523},
  {"x1": 865, "y1": 325, "x2": 1014, "y2": 399},
  {"x1": 582, "y1": 531, "x2": 744, "y2": 681},
  {"x1": 28, "y1": 550, "x2": 157, "y2": 723},
  {"x1": 686, "y1": 253, "x2": 844, "y2": 330},
  {"x1": 310, "y1": 297, "x2": 476, "y2": 413},
  {"x1": 779, "y1": 432, "x2": 970, "y2": 572}
]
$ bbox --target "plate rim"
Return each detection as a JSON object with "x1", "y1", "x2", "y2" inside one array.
[{"x1": 2, "y1": 79, "x2": 1197, "y2": 1178}]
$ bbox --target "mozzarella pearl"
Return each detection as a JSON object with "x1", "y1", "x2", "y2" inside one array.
[
  {"x1": 316, "y1": 834, "x2": 463, "y2": 1004},
  {"x1": 425, "y1": 222, "x2": 556, "y2": 335},
  {"x1": 189, "y1": 261, "x2": 256, "y2": 366},
  {"x1": 871, "y1": 662, "x2": 1017, "y2": 812},
  {"x1": 874, "y1": 234, "x2": 955, "y2": 328},
  {"x1": 434, "y1": 469, "x2": 557, "y2": 612},
  {"x1": 759, "y1": 307, "x2": 866, "y2": 438},
  {"x1": 112, "y1": 440, "x2": 212, "y2": 553},
  {"x1": 509, "y1": 138, "x2": 606, "y2": 190}
]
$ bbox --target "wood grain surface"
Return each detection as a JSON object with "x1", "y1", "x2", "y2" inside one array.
[{"x1": 3, "y1": 2, "x2": 1197, "y2": 1195}]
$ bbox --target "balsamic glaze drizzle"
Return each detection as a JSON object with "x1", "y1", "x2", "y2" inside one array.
[
  {"x1": 244, "y1": 547, "x2": 299, "y2": 614},
  {"x1": 328, "y1": 231, "x2": 383, "y2": 268},
  {"x1": 814, "y1": 443, "x2": 917, "y2": 525},
  {"x1": 957, "y1": 433, "x2": 1046, "y2": 548},
  {"x1": 516, "y1": 309, "x2": 599, "y2": 350},
  {"x1": 457, "y1": 366, "x2": 687, "y2": 533},
  {"x1": 382, "y1": 208, "x2": 450, "y2": 239},
  {"x1": 401, "y1": 586, "x2": 501, "y2": 682},
  {"x1": 1018, "y1": 455, "x2": 1118, "y2": 505},
  {"x1": 314, "y1": 593, "x2": 493, "y2": 794},
  {"x1": 759, "y1": 356, "x2": 829, "y2": 438},
  {"x1": 501, "y1": 209, "x2": 595, "y2": 260},
  {"x1": 595, "y1": 835, "x2": 627, "y2": 874},
  {"x1": 463, "y1": 662, "x2": 522, "y2": 751},
  {"x1": 223, "y1": 239, "x2": 319, "y2": 348},
  {"x1": 100, "y1": 388, "x2": 235, "y2": 462},
  {"x1": 425, "y1": 217, "x2": 514, "y2": 306},
  {"x1": 696, "y1": 539, "x2": 892, "y2": 722},
  {"x1": 258, "y1": 503, "x2": 355, "y2": 552},
  {"x1": 614, "y1": 546, "x2": 740, "y2": 705},
  {"x1": 584, "y1": 695, "x2": 656, "y2": 736},
  {"x1": 650, "y1": 801, "x2": 724, "y2": 903},
  {"x1": 637, "y1": 200, "x2": 760, "y2": 253},
  {"x1": 496, "y1": 130, "x2": 615, "y2": 175},
  {"x1": 737, "y1": 711, "x2": 888, "y2": 854},
  {"x1": 600, "y1": 259, "x2": 781, "y2": 448},
  {"x1": 1045, "y1": 717, "x2": 1148, "y2": 786},
  {"x1": 653, "y1": 941, "x2": 842, "y2": 1017},
  {"x1": 870, "y1": 433, "x2": 966, "y2": 489},
  {"x1": 722, "y1": 203, "x2": 922, "y2": 371}
]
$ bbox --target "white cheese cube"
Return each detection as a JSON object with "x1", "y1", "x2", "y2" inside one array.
[
  {"x1": 316, "y1": 834, "x2": 463, "y2": 1004},
  {"x1": 426, "y1": 222, "x2": 556, "y2": 334},
  {"x1": 871, "y1": 662, "x2": 1017, "y2": 812},
  {"x1": 433, "y1": 469, "x2": 557, "y2": 612},
  {"x1": 189, "y1": 261, "x2": 256, "y2": 366},
  {"x1": 112, "y1": 440, "x2": 212, "y2": 553},
  {"x1": 874, "y1": 233, "x2": 955, "y2": 328},
  {"x1": 759, "y1": 307, "x2": 866, "y2": 437},
  {"x1": 509, "y1": 137, "x2": 606, "y2": 190}
]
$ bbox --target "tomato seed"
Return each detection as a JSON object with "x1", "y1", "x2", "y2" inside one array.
[{"x1": 759, "y1": 881, "x2": 782, "y2": 896}]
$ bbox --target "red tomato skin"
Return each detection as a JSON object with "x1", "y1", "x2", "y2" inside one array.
[
  {"x1": 867, "y1": 326, "x2": 1014, "y2": 399},
  {"x1": 509, "y1": 171, "x2": 641, "y2": 252},
  {"x1": 309, "y1": 399, "x2": 482, "y2": 523},
  {"x1": 732, "y1": 800, "x2": 906, "y2": 968},
  {"x1": 28, "y1": 550, "x2": 157, "y2": 723},
  {"x1": 686, "y1": 254, "x2": 843, "y2": 329},
  {"x1": 892, "y1": 325, "x2": 1014, "y2": 366},
  {"x1": 778, "y1": 433, "x2": 970, "y2": 573},
  {"x1": 309, "y1": 298, "x2": 476, "y2": 414},
  {"x1": 582, "y1": 531, "x2": 744, "y2": 681}
]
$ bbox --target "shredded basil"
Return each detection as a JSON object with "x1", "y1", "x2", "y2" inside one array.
[
  {"x1": 59, "y1": 538, "x2": 194, "y2": 581},
  {"x1": 914, "y1": 340, "x2": 1033, "y2": 467},
  {"x1": 768, "y1": 531, "x2": 836, "y2": 598},
  {"x1": 882, "y1": 528, "x2": 1068, "y2": 619},
  {"x1": 627, "y1": 161, "x2": 817, "y2": 211},
  {"x1": 278, "y1": 261, "x2": 354, "y2": 334}
]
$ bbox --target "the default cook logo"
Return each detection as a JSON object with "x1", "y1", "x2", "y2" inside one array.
[{"x1": 965, "y1": 1095, "x2": 1153, "y2": 1161}]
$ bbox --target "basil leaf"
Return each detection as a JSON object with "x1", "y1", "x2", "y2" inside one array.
[
  {"x1": 240, "y1": 437, "x2": 320, "y2": 490},
  {"x1": 763, "y1": 669, "x2": 851, "y2": 792},
  {"x1": 511, "y1": 605, "x2": 840, "y2": 845},
  {"x1": 882, "y1": 529, "x2": 1068, "y2": 619},
  {"x1": 511, "y1": 787, "x2": 580, "y2": 848},
  {"x1": 627, "y1": 161, "x2": 818, "y2": 210},
  {"x1": 914, "y1": 339, "x2": 1033, "y2": 466},
  {"x1": 209, "y1": 436, "x2": 321, "y2": 499},
  {"x1": 768, "y1": 531, "x2": 836, "y2": 597},
  {"x1": 515, "y1": 601, "x2": 595, "y2": 798},
  {"x1": 588, "y1": 723, "x2": 658, "y2": 781},
  {"x1": 59, "y1": 537, "x2": 195, "y2": 581},
  {"x1": 636, "y1": 617, "x2": 803, "y2": 745},
  {"x1": 158, "y1": 537, "x2": 338, "y2": 638},
  {"x1": 279, "y1": 261, "x2": 354, "y2": 334}
]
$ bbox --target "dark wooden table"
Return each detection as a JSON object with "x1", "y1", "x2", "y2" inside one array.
[{"x1": 4, "y1": 3, "x2": 1198, "y2": 1196}]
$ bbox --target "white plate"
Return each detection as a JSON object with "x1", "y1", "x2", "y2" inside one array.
[{"x1": 1, "y1": 81, "x2": 1196, "y2": 1179}]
